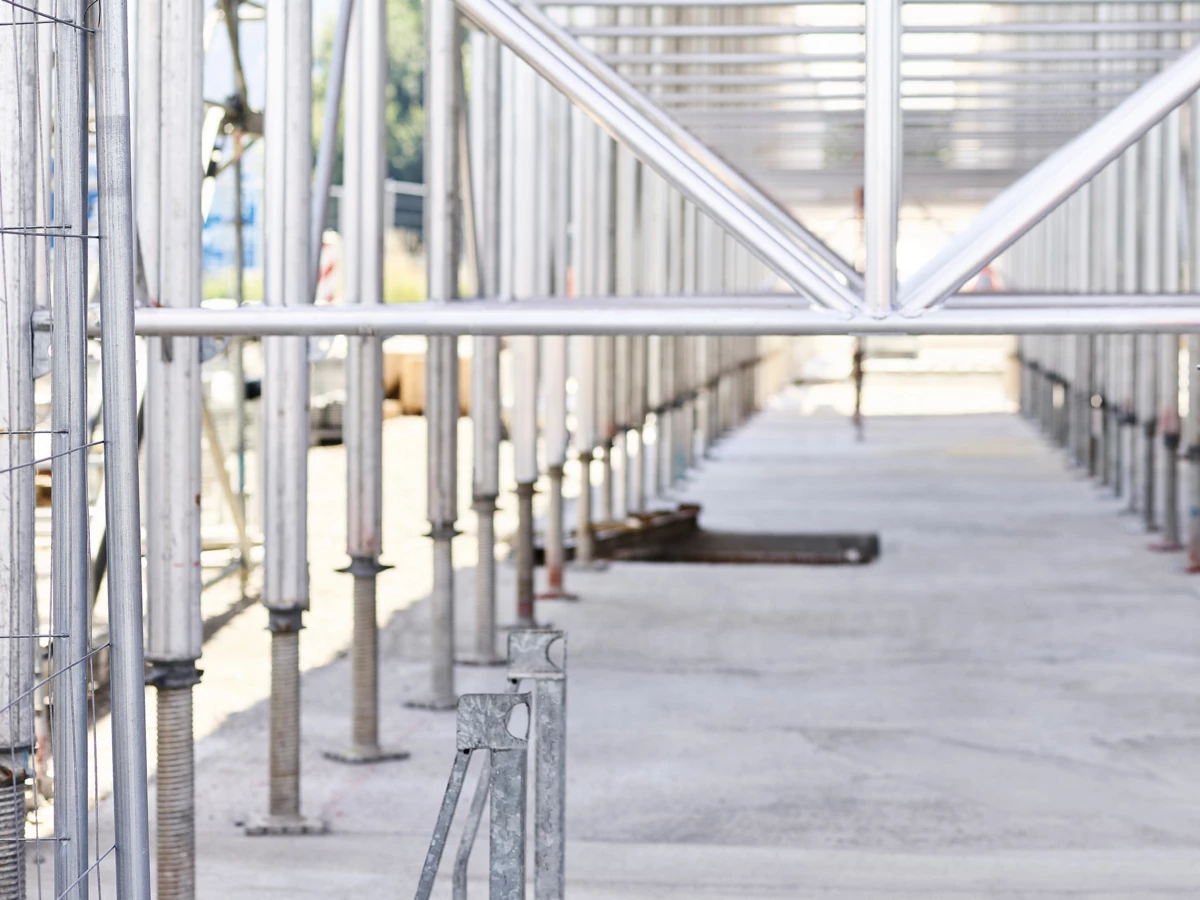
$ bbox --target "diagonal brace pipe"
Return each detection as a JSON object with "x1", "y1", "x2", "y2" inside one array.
[
  {"x1": 454, "y1": 0, "x2": 860, "y2": 315},
  {"x1": 516, "y1": 0, "x2": 863, "y2": 294},
  {"x1": 900, "y1": 40, "x2": 1200, "y2": 314}
]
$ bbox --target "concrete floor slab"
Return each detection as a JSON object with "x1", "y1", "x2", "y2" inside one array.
[{"x1": 83, "y1": 389, "x2": 1200, "y2": 898}]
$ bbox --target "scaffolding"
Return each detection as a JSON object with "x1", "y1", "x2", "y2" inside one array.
[{"x1": 2, "y1": 0, "x2": 1200, "y2": 896}]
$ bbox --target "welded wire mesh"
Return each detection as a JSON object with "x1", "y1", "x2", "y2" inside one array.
[{"x1": 0, "y1": 1, "x2": 136, "y2": 897}]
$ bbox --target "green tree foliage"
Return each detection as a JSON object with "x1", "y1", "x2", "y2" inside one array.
[{"x1": 313, "y1": 0, "x2": 425, "y2": 186}]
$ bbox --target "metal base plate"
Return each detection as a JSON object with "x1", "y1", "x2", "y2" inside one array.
[
  {"x1": 244, "y1": 815, "x2": 328, "y2": 837},
  {"x1": 1148, "y1": 541, "x2": 1184, "y2": 553},
  {"x1": 321, "y1": 746, "x2": 411, "y2": 765},
  {"x1": 536, "y1": 589, "x2": 580, "y2": 602}
]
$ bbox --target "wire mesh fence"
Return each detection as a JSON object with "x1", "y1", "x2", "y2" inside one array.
[{"x1": 0, "y1": 1, "x2": 149, "y2": 898}]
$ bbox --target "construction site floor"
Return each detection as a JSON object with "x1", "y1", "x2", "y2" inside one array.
[{"x1": 92, "y1": 384, "x2": 1200, "y2": 898}]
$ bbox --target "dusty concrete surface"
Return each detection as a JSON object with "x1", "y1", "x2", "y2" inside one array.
[{"x1": 87, "y1": 385, "x2": 1200, "y2": 898}]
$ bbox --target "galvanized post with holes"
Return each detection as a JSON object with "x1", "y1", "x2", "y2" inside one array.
[
  {"x1": 144, "y1": 0, "x2": 204, "y2": 891},
  {"x1": 508, "y1": 632, "x2": 567, "y2": 900}
]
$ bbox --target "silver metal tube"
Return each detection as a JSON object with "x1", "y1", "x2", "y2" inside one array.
[
  {"x1": 512, "y1": 60, "x2": 540, "y2": 628},
  {"x1": 129, "y1": 300, "x2": 1200, "y2": 336},
  {"x1": 901, "y1": 39, "x2": 1200, "y2": 312},
  {"x1": 469, "y1": 32, "x2": 503, "y2": 662},
  {"x1": 53, "y1": 3, "x2": 92, "y2": 896},
  {"x1": 0, "y1": 7, "x2": 37, "y2": 894},
  {"x1": 310, "y1": 0, "x2": 356, "y2": 299},
  {"x1": 1188, "y1": 93, "x2": 1200, "y2": 570},
  {"x1": 571, "y1": 20, "x2": 1200, "y2": 37},
  {"x1": 1159, "y1": 108, "x2": 1183, "y2": 548},
  {"x1": 1142, "y1": 125, "x2": 1163, "y2": 532},
  {"x1": 456, "y1": 0, "x2": 861, "y2": 313},
  {"x1": 424, "y1": 0, "x2": 462, "y2": 709},
  {"x1": 572, "y1": 112, "x2": 597, "y2": 567},
  {"x1": 145, "y1": 0, "x2": 204, "y2": 890},
  {"x1": 333, "y1": 0, "x2": 405, "y2": 760},
  {"x1": 541, "y1": 92, "x2": 572, "y2": 598},
  {"x1": 863, "y1": 0, "x2": 900, "y2": 318},
  {"x1": 93, "y1": 0, "x2": 154, "y2": 891},
  {"x1": 254, "y1": 0, "x2": 318, "y2": 831}
]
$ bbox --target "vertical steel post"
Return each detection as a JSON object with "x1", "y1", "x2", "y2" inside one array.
[
  {"x1": 0, "y1": 6, "x2": 37, "y2": 894},
  {"x1": 512, "y1": 60, "x2": 541, "y2": 630},
  {"x1": 1122, "y1": 146, "x2": 1141, "y2": 515},
  {"x1": 572, "y1": 111, "x2": 597, "y2": 568},
  {"x1": 53, "y1": 2, "x2": 92, "y2": 894},
  {"x1": 332, "y1": 0, "x2": 410, "y2": 759},
  {"x1": 250, "y1": 0, "x2": 323, "y2": 831},
  {"x1": 93, "y1": 0, "x2": 154, "y2": 890},
  {"x1": 1158, "y1": 109, "x2": 1183, "y2": 548},
  {"x1": 614, "y1": 148, "x2": 637, "y2": 517},
  {"x1": 540, "y1": 92, "x2": 574, "y2": 601},
  {"x1": 1141, "y1": 126, "x2": 1163, "y2": 532},
  {"x1": 423, "y1": 0, "x2": 462, "y2": 709},
  {"x1": 864, "y1": 0, "x2": 900, "y2": 318},
  {"x1": 144, "y1": 0, "x2": 203, "y2": 889},
  {"x1": 1188, "y1": 93, "x2": 1200, "y2": 570},
  {"x1": 594, "y1": 130, "x2": 616, "y2": 524},
  {"x1": 469, "y1": 32, "x2": 504, "y2": 661}
]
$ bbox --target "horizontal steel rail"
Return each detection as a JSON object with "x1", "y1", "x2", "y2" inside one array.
[{"x1": 124, "y1": 299, "x2": 1200, "y2": 337}]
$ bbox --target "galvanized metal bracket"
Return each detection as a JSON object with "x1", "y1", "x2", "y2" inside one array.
[
  {"x1": 456, "y1": 692, "x2": 530, "y2": 751},
  {"x1": 507, "y1": 630, "x2": 565, "y2": 682},
  {"x1": 414, "y1": 692, "x2": 531, "y2": 900}
]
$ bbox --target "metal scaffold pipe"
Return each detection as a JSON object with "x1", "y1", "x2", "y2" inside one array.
[
  {"x1": 143, "y1": 0, "x2": 204, "y2": 891},
  {"x1": 1140, "y1": 125, "x2": 1162, "y2": 534},
  {"x1": 127, "y1": 299, "x2": 1200, "y2": 337},
  {"x1": 863, "y1": 0, "x2": 901, "y2": 318},
  {"x1": 511, "y1": 59, "x2": 542, "y2": 630},
  {"x1": 1157, "y1": 109, "x2": 1183, "y2": 549},
  {"x1": 572, "y1": 110, "x2": 599, "y2": 568},
  {"x1": 329, "y1": 0, "x2": 409, "y2": 762},
  {"x1": 249, "y1": 0, "x2": 324, "y2": 834},
  {"x1": 540, "y1": 90, "x2": 576, "y2": 602},
  {"x1": 93, "y1": 0, "x2": 155, "y2": 891},
  {"x1": 53, "y1": 3, "x2": 94, "y2": 895},
  {"x1": 1188, "y1": 93, "x2": 1200, "y2": 571},
  {"x1": 468, "y1": 31, "x2": 504, "y2": 663},
  {"x1": 419, "y1": 0, "x2": 463, "y2": 711},
  {"x1": 0, "y1": 6, "x2": 37, "y2": 895}
]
